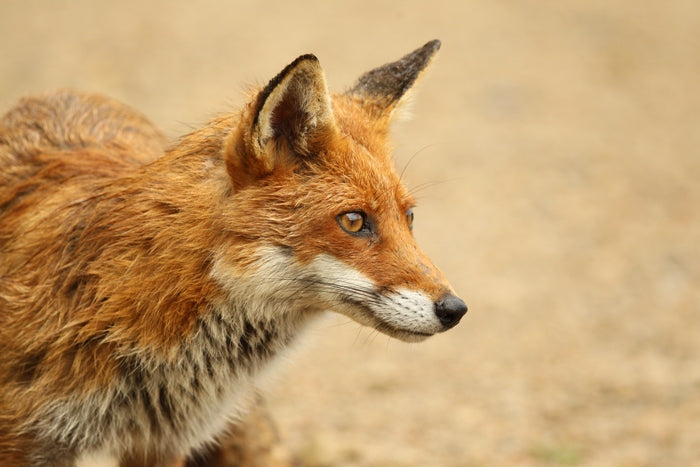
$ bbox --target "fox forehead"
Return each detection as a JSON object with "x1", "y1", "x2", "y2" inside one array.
[
  {"x1": 296, "y1": 149, "x2": 413, "y2": 227},
  {"x1": 305, "y1": 96, "x2": 414, "y2": 212},
  {"x1": 330, "y1": 95, "x2": 392, "y2": 156}
]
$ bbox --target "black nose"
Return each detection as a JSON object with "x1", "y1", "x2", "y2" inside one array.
[{"x1": 434, "y1": 294, "x2": 468, "y2": 329}]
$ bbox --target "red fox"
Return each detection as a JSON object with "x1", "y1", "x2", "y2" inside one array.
[{"x1": 0, "y1": 40, "x2": 466, "y2": 466}]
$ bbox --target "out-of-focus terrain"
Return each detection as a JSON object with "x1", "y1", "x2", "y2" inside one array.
[{"x1": 2, "y1": 1, "x2": 698, "y2": 465}]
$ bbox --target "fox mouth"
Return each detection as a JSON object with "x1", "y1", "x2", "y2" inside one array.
[
  {"x1": 341, "y1": 298, "x2": 437, "y2": 343},
  {"x1": 373, "y1": 320, "x2": 434, "y2": 342}
]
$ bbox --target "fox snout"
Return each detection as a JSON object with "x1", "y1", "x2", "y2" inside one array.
[
  {"x1": 435, "y1": 294, "x2": 468, "y2": 329},
  {"x1": 282, "y1": 251, "x2": 465, "y2": 343},
  {"x1": 366, "y1": 287, "x2": 467, "y2": 342},
  {"x1": 351, "y1": 286, "x2": 467, "y2": 343}
]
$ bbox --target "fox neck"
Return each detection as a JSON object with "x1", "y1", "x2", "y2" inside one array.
[
  {"x1": 37, "y1": 304, "x2": 311, "y2": 460},
  {"x1": 102, "y1": 304, "x2": 306, "y2": 457},
  {"x1": 32, "y1": 117, "x2": 320, "y2": 458}
]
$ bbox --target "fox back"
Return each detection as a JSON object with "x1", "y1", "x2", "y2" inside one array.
[{"x1": 0, "y1": 40, "x2": 466, "y2": 466}]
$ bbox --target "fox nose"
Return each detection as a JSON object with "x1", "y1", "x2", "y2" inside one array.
[{"x1": 434, "y1": 294, "x2": 468, "y2": 329}]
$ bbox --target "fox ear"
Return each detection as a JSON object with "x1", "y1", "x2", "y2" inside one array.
[
  {"x1": 348, "y1": 39, "x2": 441, "y2": 119},
  {"x1": 253, "y1": 54, "x2": 335, "y2": 156},
  {"x1": 226, "y1": 54, "x2": 335, "y2": 189}
]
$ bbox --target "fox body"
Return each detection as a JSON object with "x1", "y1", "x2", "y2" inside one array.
[{"x1": 0, "y1": 40, "x2": 466, "y2": 466}]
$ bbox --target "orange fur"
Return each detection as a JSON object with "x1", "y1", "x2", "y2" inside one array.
[{"x1": 0, "y1": 40, "x2": 465, "y2": 466}]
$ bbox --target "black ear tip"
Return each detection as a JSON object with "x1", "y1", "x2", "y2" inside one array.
[
  {"x1": 346, "y1": 40, "x2": 442, "y2": 110},
  {"x1": 425, "y1": 39, "x2": 441, "y2": 52},
  {"x1": 281, "y1": 53, "x2": 321, "y2": 76},
  {"x1": 295, "y1": 53, "x2": 320, "y2": 64},
  {"x1": 416, "y1": 39, "x2": 441, "y2": 61}
]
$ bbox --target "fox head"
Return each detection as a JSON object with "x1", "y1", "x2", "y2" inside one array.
[{"x1": 213, "y1": 40, "x2": 466, "y2": 342}]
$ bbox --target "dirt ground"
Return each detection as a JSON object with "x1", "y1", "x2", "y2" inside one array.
[{"x1": 2, "y1": 1, "x2": 699, "y2": 465}]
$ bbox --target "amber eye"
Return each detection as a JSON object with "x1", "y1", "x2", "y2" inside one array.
[
  {"x1": 337, "y1": 211, "x2": 367, "y2": 235},
  {"x1": 406, "y1": 208, "x2": 415, "y2": 230}
]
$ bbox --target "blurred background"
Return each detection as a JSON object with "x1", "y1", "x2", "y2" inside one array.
[{"x1": 2, "y1": 1, "x2": 699, "y2": 465}]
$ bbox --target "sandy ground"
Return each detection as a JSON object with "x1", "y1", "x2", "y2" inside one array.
[{"x1": 2, "y1": 1, "x2": 699, "y2": 465}]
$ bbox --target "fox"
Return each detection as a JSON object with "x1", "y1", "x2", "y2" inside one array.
[{"x1": 0, "y1": 39, "x2": 467, "y2": 466}]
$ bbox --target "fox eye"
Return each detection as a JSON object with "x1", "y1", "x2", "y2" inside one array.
[
  {"x1": 406, "y1": 208, "x2": 415, "y2": 230},
  {"x1": 337, "y1": 211, "x2": 369, "y2": 235}
]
